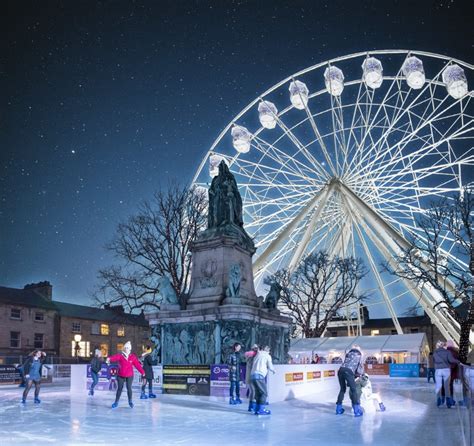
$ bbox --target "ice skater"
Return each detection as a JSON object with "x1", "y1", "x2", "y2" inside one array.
[
  {"x1": 106, "y1": 341, "x2": 145, "y2": 409},
  {"x1": 89, "y1": 349, "x2": 104, "y2": 396},
  {"x1": 227, "y1": 342, "x2": 243, "y2": 405},
  {"x1": 356, "y1": 373, "x2": 386, "y2": 412},
  {"x1": 244, "y1": 344, "x2": 259, "y2": 412},
  {"x1": 250, "y1": 345, "x2": 275, "y2": 415},
  {"x1": 21, "y1": 350, "x2": 47, "y2": 404},
  {"x1": 433, "y1": 340, "x2": 460, "y2": 408},
  {"x1": 335, "y1": 344, "x2": 364, "y2": 417},
  {"x1": 140, "y1": 346, "x2": 156, "y2": 399}
]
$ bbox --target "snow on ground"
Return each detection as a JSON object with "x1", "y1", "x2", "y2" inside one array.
[{"x1": 0, "y1": 379, "x2": 469, "y2": 445}]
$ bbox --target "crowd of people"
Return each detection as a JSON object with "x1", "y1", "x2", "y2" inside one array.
[{"x1": 15, "y1": 338, "x2": 467, "y2": 416}]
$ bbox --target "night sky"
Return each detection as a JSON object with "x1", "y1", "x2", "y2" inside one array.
[{"x1": 1, "y1": 0, "x2": 472, "y2": 307}]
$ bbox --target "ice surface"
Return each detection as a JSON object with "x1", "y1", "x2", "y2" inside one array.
[{"x1": 0, "y1": 379, "x2": 469, "y2": 445}]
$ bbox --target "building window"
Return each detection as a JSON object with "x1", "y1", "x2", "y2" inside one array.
[
  {"x1": 371, "y1": 329, "x2": 380, "y2": 336},
  {"x1": 35, "y1": 312, "x2": 44, "y2": 322},
  {"x1": 72, "y1": 322, "x2": 81, "y2": 333},
  {"x1": 10, "y1": 308, "x2": 21, "y2": 320},
  {"x1": 91, "y1": 323, "x2": 100, "y2": 335},
  {"x1": 117, "y1": 326, "x2": 125, "y2": 337},
  {"x1": 71, "y1": 341, "x2": 90, "y2": 357},
  {"x1": 116, "y1": 343, "x2": 124, "y2": 352},
  {"x1": 34, "y1": 333, "x2": 44, "y2": 349},
  {"x1": 100, "y1": 343, "x2": 109, "y2": 357},
  {"x1": 100, "y1": 324, "x2": 109, "y2": 335},
  {"x1": 10, "y1": 331, "x2": 20, "y2": 348}
]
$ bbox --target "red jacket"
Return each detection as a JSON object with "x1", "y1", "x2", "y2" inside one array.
[{"x1": 108, "y1": 353, "x2": 145, "y2": 378}]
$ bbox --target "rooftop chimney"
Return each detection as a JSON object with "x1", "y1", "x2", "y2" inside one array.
[{"x1": 24, "y1": 281, "x2": 53, "y2": 301}]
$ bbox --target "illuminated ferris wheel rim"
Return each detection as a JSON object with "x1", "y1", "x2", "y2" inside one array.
[
  {"x1": 191, "y1": 49, "x2": 473, "y2": 344},
  {"x1": 192, "y1": 49, "x2": 473, "y2": 182}
]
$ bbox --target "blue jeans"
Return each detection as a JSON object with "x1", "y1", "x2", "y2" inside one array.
[
  {"x1": 91, "y1": 371, "x2": 99, "y2": 391},
  {"x1": 229, "y1": 380, "x2": 240, "y2": 399}
]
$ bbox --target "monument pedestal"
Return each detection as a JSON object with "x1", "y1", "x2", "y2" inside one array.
[{"x1": 147, "y1": 305, "x2": 290, "y2": 365}]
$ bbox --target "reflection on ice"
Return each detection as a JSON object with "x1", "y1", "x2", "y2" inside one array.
[{"x1": 0, "y1": 379, "x2": 468, "y2": 446}]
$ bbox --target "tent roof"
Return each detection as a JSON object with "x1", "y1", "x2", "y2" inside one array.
[
  {"x1": 381, "y1": 333, "x2": 427, "y2": 353},
  {"x1": 290, "y1": 333, "x2": 427, "y2": 356}
]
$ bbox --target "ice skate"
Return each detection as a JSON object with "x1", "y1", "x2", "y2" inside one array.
[
  {"x1": 379, "y1": 402, "x2": 386, "y2": 412},
  {"x1": 235, "y1": 397, "x2": 242, "y2": 404},
  {"x1": 111, "y1": 402, "x2": 118, "y2": 409},
  {"x1": 352, "y1": 404, "x2": 363, "y2": 417},
  {"x1": 129, "y1": 401, "x2": 134, "y2": 408},
  {"x1": 336, "y1": 404, "x2": 345, "y2": 415},
  {"x1": 140, "y1": 391, "x2": 148, "y2": 399},
  {"x1": 21, "y1": 398, "x2": 26, "y2": 404},
  {"x1": 88, "y1": 389, "x2": 94, "y2": 396},
  {"x1": 148, "y1": 392, "x2": 157, "y2": 398},
  {"x1": 248, "y1": 401, "x2": 256, "y2": 412},
  {"x1": 229, "y1": 397, "x2": 236, "y2": 405},
  {"x1": 446, "y1": 397, "x2": 454, "y2": 409},
  {"x1": 255, "y1": 404, "x2": 271, "y2": 415},
  {"x1": 34, "y1": 397, "x2": 41, "y2": 404}
]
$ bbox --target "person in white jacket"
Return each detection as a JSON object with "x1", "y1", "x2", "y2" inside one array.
[
  {"x1": 250, "y1": 345, "x2": 275, "y2": 415},
  {"x1": 356, "y1": 373, "x2": 386, "y2": 412}
]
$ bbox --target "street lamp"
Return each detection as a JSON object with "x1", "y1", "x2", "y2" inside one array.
[{"x1": 74, "y1": 334, "x2": 82, "y2": 362}]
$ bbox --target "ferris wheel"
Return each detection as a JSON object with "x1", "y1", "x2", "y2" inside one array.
[{"x1": 192, "y1": 50, "x2": 473, "y2": 341}]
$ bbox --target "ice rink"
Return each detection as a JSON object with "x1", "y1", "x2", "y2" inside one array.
[{"x1": 0, "y1": 379, "x2": 470, "y2": 445}]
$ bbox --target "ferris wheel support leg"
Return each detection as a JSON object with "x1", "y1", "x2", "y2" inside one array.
[
  {"x1": 253, "y1": 185, "x2": 329, "y2": 275},
  {"x1": 342, "y1": 188, "x2": 462, "y2": 344},
  {"x1": 288, "y1": 183, "x2": 334, "y2": 271}
]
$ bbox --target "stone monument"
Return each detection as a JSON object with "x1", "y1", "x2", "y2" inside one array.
[{"x1": 147, "y1": 161, "x2": 291, "y2": 364}]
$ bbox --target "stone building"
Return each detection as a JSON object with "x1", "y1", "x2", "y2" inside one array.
[
  {"x1": 55, "y1": 302, "x2": 150, "y2": 359},
  {"x1": 0, "y1": 282, "x2": 59, "y2": 359},
  {"x1": 0, "y1": 282, "x2": 150, "y2": 363}
]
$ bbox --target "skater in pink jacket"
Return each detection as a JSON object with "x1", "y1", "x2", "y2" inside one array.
[{"x1": 107, "y1": 341, "x2": 145, "y2": 408}]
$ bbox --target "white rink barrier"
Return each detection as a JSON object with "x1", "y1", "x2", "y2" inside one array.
[{"x1": 267, "y1": 364, "x2": 340, "y2": 403}]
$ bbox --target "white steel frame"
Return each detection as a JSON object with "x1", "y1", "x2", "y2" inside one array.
[{"x1": 192, "y1": 50, "x2": 474, "y2": 345}]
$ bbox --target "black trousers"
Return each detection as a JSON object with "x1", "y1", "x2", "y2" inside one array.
[
  {"x1": 115, "y1": 376, "x2": 133, "y2": 403},
  {"x1": 23, "y1": 379, "x2": 41, "y2": 399},
  {"x1": 252, "y1": 378, "x2": 268, "y2": 405},
  {"x1": 336, "y1": 367, "x2": 359, "y2": 405},
  {"x1": 141, "y1": 378, "x2": 153, "y2": 393}
]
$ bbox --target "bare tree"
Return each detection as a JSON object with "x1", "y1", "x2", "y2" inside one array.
[
  {"x1": 386, "y1": 188, "x2": 473, "y2": 362},
  {"x1": 94, "y1": 184, "x2": 207, "y2": 311},
  {"x1": 265, "y1": 251, "x2": 367, "y2": 338}
]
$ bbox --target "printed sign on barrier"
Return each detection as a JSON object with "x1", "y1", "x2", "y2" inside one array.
[
  {"x1": 306, "y1": 370, "x2": 322, "y2": 381},
  {"x1": 389, "y1": 363, "x2": 420, "y2": 377},
  {"x1": 163, "y1": 365, "x2": 210, "y2": 396},
  {"x1": 323, "y1": 370, "x2": 336, "y2": 378},
  {"x1": 285, "y1": 372, "x2": 304, "y2": 383},
  {"x1": 209, "y1": 364, "x2": 247, "y2": 397}
]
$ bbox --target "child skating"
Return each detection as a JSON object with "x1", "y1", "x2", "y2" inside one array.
[
  {"x1": 89, "y1": 349, "x2": 104, "y2": 396},
  {"x1": 106, "y1": 341, "x2": 145, "y2": 409},
  {"x1": 140, "y1": 346, "x2": 157, "y2": 399},
  {"x1": 356, "y1": 373, "x2": 386, "y2": 412}
]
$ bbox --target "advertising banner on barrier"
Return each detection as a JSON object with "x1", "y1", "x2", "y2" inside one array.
[
  {"x1": 209, "y1": 364, "x2": 247, "y2": 397},
  {"x1": 86, "y1": 364, "x2": 163, "y2": 392},
  {"x1": 133, "y1": 365, "x2": 163, "y2": 393},
  {"x1": 365, "y1": 364, "x2": 390, "y2": 375},
  {"x1": 163, "y1": 365, "x2": 210, "y2": 395},
  {"x1": 86, "y1": 364, "x2": 118, "y2": 391},
  {"x1": 389, "y1": 363, "x2": 420, "y2": 377},
  {"x1": 0, "y1": 365, "x2": 22, "y2": 384}
]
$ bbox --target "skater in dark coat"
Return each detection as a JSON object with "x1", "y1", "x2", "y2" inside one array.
[
  {"x1": 227, "y1": 342, "x2": 243, "y2": 405},
  {"x1": 335, "y1": 345, "x2": 364, "y2": 417},
  {"x1": 21, "y1": 350, "x2": 47, "y2": 404},
  {"x1": 140, "y1": 346, "x2": 156, "y2": 399},
  {"x1": 89, "y1": 349, "x2": 104, "y2": 396}
]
